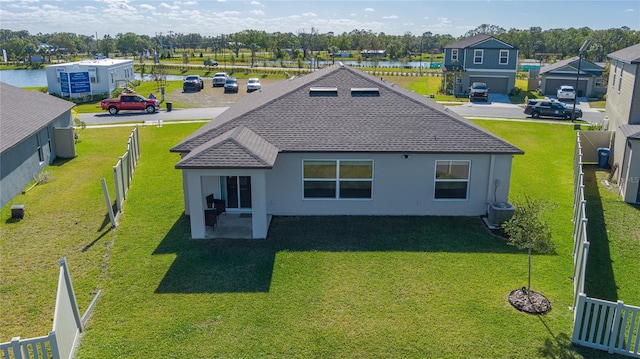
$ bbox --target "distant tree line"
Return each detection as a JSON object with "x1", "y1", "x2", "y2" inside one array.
[{"x1": 1, "y1": 24, "x2": 638, "y2": 64}]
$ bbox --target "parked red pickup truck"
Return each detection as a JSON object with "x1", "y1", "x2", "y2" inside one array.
[{"x1": 100, "y1": 94, "x2": 160, "y2": 115}]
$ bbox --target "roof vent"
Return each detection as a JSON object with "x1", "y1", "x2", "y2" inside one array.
[
  {"x1": 351, "y1": 87, "x2": 380, "y2": 97},
  {"x1": 309, "y1": 87, "x2": 338, "y2": 96}
]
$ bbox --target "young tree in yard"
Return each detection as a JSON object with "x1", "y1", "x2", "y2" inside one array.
[{"x1": 502, "y1": 195, "x2": 556, "y2": 297}]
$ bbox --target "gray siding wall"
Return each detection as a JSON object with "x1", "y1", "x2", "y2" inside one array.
[
  {"x1": 464, "y1": 48, "x2": 518, "y2": 71},
  {"x1": 264, "y1": 152, "x2": 514, "y2": 216},
  {"x1": 607, "y1": 61, "x2": 640, "y2": 181},
  {"x1": 0, "y1": 112, "x2": 72, "y2": 209},
  {"x1": 444, "y1": 48, "x2": 465, "y2": 66}
]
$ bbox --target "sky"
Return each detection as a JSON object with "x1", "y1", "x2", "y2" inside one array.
[{"x1": 0, "y1": 0, "x2": 638, "y2": 38}]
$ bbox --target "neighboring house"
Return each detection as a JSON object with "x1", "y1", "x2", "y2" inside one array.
[
  {"x1": 45, "y1": 58, "x2": 135, "y2": 99},
  {"x1": 0, "y1": 82, "x2": 76, "y2": 209},
  {"x1": 605, "y1": 42, "x2": 640, "y2": 204},
  {"x1": 539, "y1": 56, "x2": 605, "y2": 98},
  {"x1": 171, "y1": 64, "x2": 524, "y2": 239},
  {"x1": 443, "y1": 34, "x2": 518, "y2": 94}
]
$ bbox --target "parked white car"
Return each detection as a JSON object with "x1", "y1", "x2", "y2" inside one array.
[
  {"x1": 556, "y1": 85, "x2": 576, "y2": 101},
  {"x1": 246, "y1": 78, "x2": 262, "y2": 92}
]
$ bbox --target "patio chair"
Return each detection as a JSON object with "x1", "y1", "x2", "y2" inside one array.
[{"x1": 206, "y1": 194, "x2": 226, "y2": 216}]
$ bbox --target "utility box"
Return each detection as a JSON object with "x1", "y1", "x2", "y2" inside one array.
[
  {"x1": 11, "y1": 204, "x2": 25, "y2": 219},
  {"x1": 487, "y1": 202, "x2": 515, "y2": 228}
]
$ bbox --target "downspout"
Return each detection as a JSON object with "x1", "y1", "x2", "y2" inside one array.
[{"x1": 486, "y1": 154, "x2": 496, "y2": 204}]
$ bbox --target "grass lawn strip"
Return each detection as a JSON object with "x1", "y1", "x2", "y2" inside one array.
[{"x1": 0, "y1": 119, "x2": 628, "y2": 358}]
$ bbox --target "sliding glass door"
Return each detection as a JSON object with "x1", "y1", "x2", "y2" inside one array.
[{"x1": 225, "y1": 176, "x2": 252, "y2": 209}]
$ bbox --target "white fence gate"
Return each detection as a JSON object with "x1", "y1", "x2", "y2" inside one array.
[
  {"x1": 573, "y1": 294, "x2": 640, "y2": 357},
  {"x1": 572, "y1": 132, "x2": 640, "y2": 358}
]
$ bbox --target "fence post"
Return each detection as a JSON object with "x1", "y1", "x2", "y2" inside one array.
[
  {"x1": 573, "y1": 293, "x2": 587, "y2": 340},
  {"x1": 10, "y1": 337, "x2": 23, "y2": 359},
  {"x1": 608, "y1": 300, "x2": 625, "y2": 354},
  {"x1": 49, "y1": 331, "x2": 60, "y2": 359}
]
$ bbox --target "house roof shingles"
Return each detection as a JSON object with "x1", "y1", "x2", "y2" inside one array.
[
  {"x1": 172, "y1": 65, "x2": 523, "y2": 169},
  {"x1": 608, "y1": 42, "x2": 640, "y2": 64},
  {"x1": 444, "y1": 34, "x2": 492, "y2": 49},
  {"x1": 0, "y1": 82, "x2": 74, "y2": 154},
  {"x1": 619, "y1": 124, "x2": 640, "y2": 139}
]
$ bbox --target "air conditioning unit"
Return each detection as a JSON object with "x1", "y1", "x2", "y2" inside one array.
[{"x1": 487, "y1": 202, "x2": 515, "y2": 228}]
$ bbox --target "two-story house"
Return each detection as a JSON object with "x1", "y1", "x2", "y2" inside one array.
[
  {"x1": 606, "y1": 42, "x2": 640, "y2": 204},
  {"x1": 443, "y1": 34, "x2": 518, "y2": 95}
]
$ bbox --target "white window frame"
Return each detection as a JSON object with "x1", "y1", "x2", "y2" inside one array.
[
  {"x1": 302, "y1": 159, "x2": 374, "y2": 200},
  {"x1": 474, "y1": 50, "x2": 483, "y2": 64},
  {"x1": 618, "y1": 63, "x2": 623, "y2": 93},
  {"x1": 499, "y1": 50, "x2": 509, "y2": 65},
  {"x1": 451, "y1": 49, "x2": 458, "y2": 62},
  {"x1": 36, "y1": 132, "x2": 44, "y2": 163},
  {"x1": 612, "y1": 61, "x2": 617, "y2": 89},
  {"x1": 434, "y1": 160, "x2": 470, "y2": 200}
]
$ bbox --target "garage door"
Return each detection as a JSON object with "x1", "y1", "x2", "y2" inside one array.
[
  {"x1": 469, "y1": 77, "x2": 508, "y2": 93},
  {"x1": 544, "y1": 78, "x2": 588, "y2": 97}
]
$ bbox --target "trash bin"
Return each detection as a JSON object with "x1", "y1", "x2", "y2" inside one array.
[
  {"x1": 597, "y1": 148, "x2": 610, "y2": 168},
  {"x1": 166, "y1": 102, "x2": 172, "y2": 112}
]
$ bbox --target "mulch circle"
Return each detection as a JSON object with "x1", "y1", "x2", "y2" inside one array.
[{"x1": 508, "y1": 288, "x2": 552, "y2": 314}]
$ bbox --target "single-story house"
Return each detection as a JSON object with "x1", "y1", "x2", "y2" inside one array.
[
  {"x1": 605, "y1": 42, "x2": 640, "y2": 203},
  {"x1": 171, "y1": 64, "x2": 524, "y2": 239},
  {"x1": 45, "y1": 58, "x2": 134, "y2": 99},
  {"x1": 539, "y1": 56, "x2": 605, "y2": 98},
  {"x1": 442, "y1": 34, "x2": 518, "y2": 94},
  {"x1": 0, "y1": 82, "x2": 76, "y2": 209}
]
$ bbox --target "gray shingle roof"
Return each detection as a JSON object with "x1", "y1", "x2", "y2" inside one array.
[
  {"x1": 539, "y1": 56, "x2": 603, "y2": 76},
  {"x1": 444, "y1": 34, "x2": 492, "y2": 49},
  {"x1": 608, "y1": 42, "x2": 640, "y2": 64},
  {"x1": 619, "y1": 124, "x2": 640, "y2": 139},
  {"x1": 1, "y1": 82, "x2": 75, "y2": 154},
  {"x1": 172, "y1": 65, "x2": 523, "y2": 168},
  {"x1": 177, "y1": 126, "x2": 279, "y2": 169}
]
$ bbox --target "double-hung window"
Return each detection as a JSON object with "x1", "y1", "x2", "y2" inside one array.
[
  {"x1": 303, "y1": 160, "x2": 373, "y2": 199},
  {"x1": 451, "y1": 49, "x2": 458, "y2": 62},
  {"x1": 474, "y1": 50, "x2": 483, "y2": 64},
  {"x1": 499, "y1": 50, "x2": 509, "y2": 65},
  {"x1": 434, "y1": 160, "x2": 470, "y2": 200}
]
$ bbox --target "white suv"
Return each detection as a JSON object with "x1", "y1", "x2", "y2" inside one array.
[{"x1": 556, "y1": 85, "x2": 576, "y2": 101}]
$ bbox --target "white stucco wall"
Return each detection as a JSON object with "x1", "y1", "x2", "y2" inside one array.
[{"x1": 265, "y1": 152, "x2": 514, "y2": 216}]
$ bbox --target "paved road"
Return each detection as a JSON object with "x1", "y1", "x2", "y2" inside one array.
[
  {"x1": 80, "y1": 99, "x2": 604, "y2": 126},
  {"x1": 448, "y1": 101, "x2": 605, "y2": 124},
  {"x1": 79, "y1": 107, "x2": 229, "y2": 125}
]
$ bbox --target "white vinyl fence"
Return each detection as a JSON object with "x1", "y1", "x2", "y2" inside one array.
[
  {"x1": 102, "y1": 125, "x2": 141, "y2": 227},
  {"x1": 113, "y1": 125, "x2": 140, "y2": 213},
  {"x1": 572, "y1": 132, "x2": 640, "y2": 358},
  {"x1": 0, "y1": 259, "x2": 100, "y2": 359}
]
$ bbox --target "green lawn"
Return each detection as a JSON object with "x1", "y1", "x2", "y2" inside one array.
[{"x1": 1, "y1": 120, "x2": 635, "y2": 358}]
